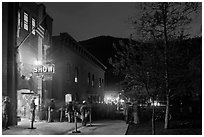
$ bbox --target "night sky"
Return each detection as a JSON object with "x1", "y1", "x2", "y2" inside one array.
[
  {"x1": 43, "y1": 2, "x2": 202, "y2": 41},
  {"x1": 43, "y1": 2, "x2": 138, "y2": 41}
]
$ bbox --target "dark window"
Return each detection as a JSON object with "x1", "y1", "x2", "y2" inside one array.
[
  {"x1": 92, "y1": 74, "x2": 94, "y2": 86},
  {"x1": 88, "y1": 72, "x2": 91, "y2": 85},
  {"x1": 99, "y1": 78, "x2": 101, "y2": 88}
]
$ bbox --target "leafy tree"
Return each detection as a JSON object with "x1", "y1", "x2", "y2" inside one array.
[
  {"x1": 109, "y1": 39, "x2": 165, "y2": 134},
  {"x1": 131, "y1": 2, "x2": 201, "y2": 129}
]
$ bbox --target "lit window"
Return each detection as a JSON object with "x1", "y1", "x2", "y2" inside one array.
[
  {"x1": 92, "y1": 74, "x2": 94, "y2": 86},
  {"x1": 75, "y1": 67, "x2": 78, "y2": 83},
  {"x1": 75, "y1": 77, "x2": 78, "y2": 83},
  {"x1": 99, "y1": 78, "x2": 101, "y2": 88},
  {"x1": 23, "y1": 12, "x2": 29, "y2": 31},
  {"x1": 32, "y1": 18, "x2": 36, "y2": 35},
  {"x1": 17, "y1": 11, "x2": 21, "y2": 37}
]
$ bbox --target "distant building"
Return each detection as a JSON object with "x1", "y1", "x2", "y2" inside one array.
[{"x1": 52, "y1": 33, "x2": 106, "y2": 104}]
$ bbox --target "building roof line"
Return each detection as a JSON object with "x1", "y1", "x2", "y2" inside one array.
[{"x1": 54, "y1": 32, "x2": 107, "y2": 70}]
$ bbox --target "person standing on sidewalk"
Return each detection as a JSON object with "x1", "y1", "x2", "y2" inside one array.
[
  {"x1": 48, "y1": 99, "x2": 55, "y2": 122},
  {"x1": 3, "y1": 96, "x2": 10, "y2": 130},
  {"x1": 30, "y1": 98, "x2": 36, "y2": 128},
  {"x1": 66, "y1": 101, "x2": 74, "y2": 123},
  {"x1": 80, "y1": 101, "x2": 89, "y2": 126}
]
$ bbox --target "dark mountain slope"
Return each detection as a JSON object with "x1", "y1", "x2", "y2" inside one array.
[
  {"x1": 79, "y1": 35, "x2": 129, "y2": 67},
  {"x1": 79, "y1": 36, "x2": 129, "y2": 90}
]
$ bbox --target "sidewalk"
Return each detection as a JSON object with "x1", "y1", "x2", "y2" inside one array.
[
  {"x1": 2, "y1": 118, "x2": 82, "y2": 135},
  {"x1": 66, "y1": 120, "x2": 128, "y2": 135}
]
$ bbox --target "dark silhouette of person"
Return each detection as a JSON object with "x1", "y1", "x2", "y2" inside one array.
[
  {"x1": 3, "y1": 96, "x2": 10, "y2": 130},
  {"x1": 125, "y1": 102, "x2": 133, "y2": 124},
  {"x1": 30, "y1": 98, "x2": 36, "y2": 128},
  {"x1": 80, "y1": 101, "x2": 89, "y2": 126},
  {"x1": 66, "y1": 102, "x2": 74, "y2": 123},
  {"x1": 48, "y1": 99, "x2": 55, "y2": 122}
]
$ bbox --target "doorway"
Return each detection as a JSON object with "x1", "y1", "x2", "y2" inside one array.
[{"x1": 17, "y1": 89, "x2": 38, "y2": 123}]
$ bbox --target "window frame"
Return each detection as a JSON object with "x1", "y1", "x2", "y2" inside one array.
[
  {"x1": 23, "y1": 12, "x2": 29, "y2": 31},
  {"x1": 31, "y1": 17, "x2": 36, "y2": 35},
  {"x1": 92, "y1": 74, "x2": 94, "y2": 86},
  {"x1": 74, "y1": 67, "x2": 78, "y2": 83}
]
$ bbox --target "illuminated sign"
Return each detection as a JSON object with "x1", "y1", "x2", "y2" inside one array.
[{"x1": 33, "y1": 64, "x2": 55, "y2": 74}]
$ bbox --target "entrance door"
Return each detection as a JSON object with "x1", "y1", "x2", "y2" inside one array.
[{"x1": 17, "y1": 89, "x2": 38, "y2": 122}]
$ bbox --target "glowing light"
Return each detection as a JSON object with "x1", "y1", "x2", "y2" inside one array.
[
  {"x1": 74, "y1": 77, "x2": 78, "y2": 83},
  {"x1": 34, "y1": 60, "x2": 42, "y2": 65},
  {"x1": 120, "y1": 99, "x2": 125, "y2": 103}
]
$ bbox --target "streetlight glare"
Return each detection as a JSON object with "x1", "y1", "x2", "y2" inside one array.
[{"x1": 34, "y1": 60, "x2": 42, "y2": 65}]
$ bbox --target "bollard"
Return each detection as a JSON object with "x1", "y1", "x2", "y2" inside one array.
[
  {"x1": 48, "y1": 107, "x2": 51, "y2": 122},
  {"x1": 30, "y1": 110, "x2": 35, "y2": 129},
  {"x1": 60, "y1": 108, "x2": 63, "y2": 122},
  {"x1": 72, "y1": 110, "x2": 80, "y2": 133}
]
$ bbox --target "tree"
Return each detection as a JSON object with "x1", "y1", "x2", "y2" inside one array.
[
  {"x1": 109, "y1": 39, "x2": 165, "y2": 134},
  {"x1": 131, "y1": 2, "x2": 201, "y2": 129}
]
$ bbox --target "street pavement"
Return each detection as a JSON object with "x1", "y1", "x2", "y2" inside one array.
[
  {"x1": 2, "y1": 118, "x2": 80, "y2": 135},
  {"x1": 2, "y1": 118, "x2": 128, "y2": 135},
  {"x1": 66, "y1": 120, "x2": 128, "y2": 135}
]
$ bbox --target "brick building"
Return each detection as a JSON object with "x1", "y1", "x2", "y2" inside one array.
[
  {"x1": 52, "y1": 33, "x2": 106, "y2": 104},
  {"x1": 2, "y1": 2, "x2": 106, "y2": 126}
]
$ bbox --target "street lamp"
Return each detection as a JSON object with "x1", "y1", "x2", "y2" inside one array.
[{"x1": 34, "y1": 60, "x2": 42, "y2": 66}]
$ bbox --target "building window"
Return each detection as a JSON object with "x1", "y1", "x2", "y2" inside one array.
[
  {"x1": 92, "y1": 74, "x2": 94, "y2": 86},
  {"x1": 17, "y1": 11, "x2": 21, "y2": 37},
  {"x1": 32, "y1": 18, "x2": 36, "y2": 35},
  {"x1": 23, "y1": 12, "x2": 29, "y2": 31},
  {"x1": 99, "y1": 78, "x2": 101, "y2": 88},
  {"x1": 75, "y1": 67, "x2": 78, "y2": 83},
  {"x1": 88, "y1": 72, "x2": 91, "y2": 85}
]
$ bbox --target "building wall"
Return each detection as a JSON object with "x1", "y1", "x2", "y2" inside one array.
[
  {"x1": 52, "y1": 33, "x2": 106, "y2": 104},
  {"x1": 2, "y1": 2, "x2": 53, "y2": 124},
  {"x1": 2, "y1": 2, "x2": 18, "y2": 126},
  {"x1": 2, "y1": 2, "x2": 9, "y2": 96}
]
